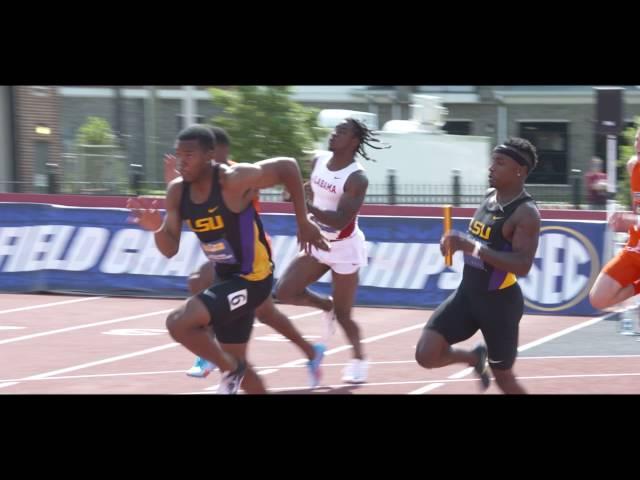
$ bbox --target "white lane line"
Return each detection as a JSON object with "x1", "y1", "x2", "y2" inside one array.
[
  {"x1": 408, "y1": 383, "x2": 446, "y2": 394},
  {"x1": 276, "y1": 322, "x2": 425, "y2": 368},
  {"x1": 409, "y1": 316, "x2": 606, "y2": 395},
  {"x1": 0, "y1": 309, "x2": 325, "y2": 391},
  {"x1": 520, "y1": 354, "x2": 640, "y2": 360},
  {"x1": 181, "y1": 370, "x2": 640, "y2": 395},
  {"x1": 9, "y1": 353, "x2": 640, "y2": 384},
  {"x1": 205, "y1": 321, "x2": 427, "y2": 390},
  {"x1": 287, "y1": 310, "x2": 324, "y2": 320},
  {"x1": 23, "y1": 343, "x2": 181, "y2": 380},
  {"x1": 0, "y1": 296, "x2": 104, "y2": 315},
  {"x1": 448, "y1": 367, "x2": 474, "y2": 379},
  {"x1": 0, "y1": 309, "x2": 173, "y2": 345},
  {"x1": 517, "y1": 317, "x2": 605, "y2": 352},
  {"x1": 0, "y1": 370, "x2": 189, "y2": 383}
]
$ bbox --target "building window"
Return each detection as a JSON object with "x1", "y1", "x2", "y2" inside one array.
[
  {"x1": 443, "y1": 121, "x2": 472, "y2": 136},
  {"x1": 519, "y1": 122, "x2": 569, "y2": 184}
]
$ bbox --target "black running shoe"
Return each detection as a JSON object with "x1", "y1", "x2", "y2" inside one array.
[{"x1": 472, "y1": 344, "x2": 491, "y2": 391}]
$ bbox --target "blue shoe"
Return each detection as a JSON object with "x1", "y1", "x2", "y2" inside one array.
[
  {"x1": 307, "y1": 343, "x2": 326, "y2": 388},
  {"x1": 185, "y1": 357, "x2": 217, "y2": 378}
]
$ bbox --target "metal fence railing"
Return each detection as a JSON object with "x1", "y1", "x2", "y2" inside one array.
[
  {"x1": 0, "y1": 166, "x2": 613, "y2": 210},
  {"x1": 365, "y1": 183, "x2": 488, "y2": 206}
]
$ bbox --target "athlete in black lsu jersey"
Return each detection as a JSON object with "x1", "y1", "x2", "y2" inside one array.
[
  {"x1": 415, "y1": 137, "x2": 540, "y2": 394},
  {"x1": 164, "y1": 127, "x2": 326, "y2": 387},
  {"x1": 127, "y1": 125, "x2": 328, "y2": 394}
]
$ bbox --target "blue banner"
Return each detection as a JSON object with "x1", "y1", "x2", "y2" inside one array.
[{"x1": 0, "y1": 203, "x2": 605, "y2": 315}]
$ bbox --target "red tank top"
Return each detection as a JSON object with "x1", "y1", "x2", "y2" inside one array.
[
  {"x1": 630, "y1": 158, "x2": 640, "y2": 214},
  {"x1": 626, "y1": 158, "x2": 640, "y2": 249}
]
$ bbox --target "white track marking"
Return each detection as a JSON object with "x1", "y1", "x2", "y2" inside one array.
[
  {"x1": 7, "y1": 354, "x2": 640, "y2": 384},
  {"x1": 0, "y1": 309, "x2": 173, "y2": 345},
  {"x1": 205, "y1": 322, "x2": 426, "y2": 390},
  {"x1": 23, "y1": 343, "x2": 181, "y2": 380},
  {"x1": 180, "y1": 370, "x2": 640, "y2": 394},
  {"x1": 408, "y1": 383, "x2": 446, "y2": 394},
  {"x1": 0, "y1": 296, "x2": 104, "y2": 315},
  {"x1": 0, "y1": 309, "x2": 324, "y2": 391},
  {"x1": 516, "y1": 317, "x2": 604, "y2": 352},
  {"x1": 409, "y1": 316, "x2": 606, "y2": 394}
]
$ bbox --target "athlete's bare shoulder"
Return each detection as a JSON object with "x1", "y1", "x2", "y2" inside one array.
[
  {"x1": 514, "y1": 198, "x2": 540, "y2": 223},
  {"x1": 167, "y1": 176, "x2": 185, "y2": 195},
  {"x1": 345, "y1": 169, "x2": 369, "y2": 190},
  {"x1": 166, "y1": 176, "x2": 185, "y2": 209}
]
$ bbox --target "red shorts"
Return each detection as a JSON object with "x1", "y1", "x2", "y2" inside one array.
[{"x1": 602, "y1": 248, "x2": 640, "y2": 287}]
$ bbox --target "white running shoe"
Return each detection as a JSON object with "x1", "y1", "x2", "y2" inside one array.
[
  {"x1": 342, "y1": 358, "x2": 368, "y2": 384},
  {"x1": 217, "y1": 361, "x2": 246, "y2": 395}
]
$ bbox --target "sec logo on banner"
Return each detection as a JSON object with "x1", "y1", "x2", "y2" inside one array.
[{"x1": 520, "y1": 226, "x2": 600, "y2": 312}]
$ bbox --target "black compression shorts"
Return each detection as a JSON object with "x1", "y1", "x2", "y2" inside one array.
[
  {"x1": 426, "y1": 283, "x2": 524, "y2": 370},
  {"x1": 197, "y1": 274, "x2": 273, "y2": 344}
]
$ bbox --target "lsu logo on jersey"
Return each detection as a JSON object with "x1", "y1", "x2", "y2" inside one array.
[
  {"x1": 187, "y1": 208, "x2": 225, "y2": 233},
  {"x1": 469, "y1": 220, "x2": 491, "y2": 240}
]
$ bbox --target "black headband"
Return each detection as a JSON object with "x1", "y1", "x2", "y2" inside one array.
[{"x1": 494, "y1": 145, "x2": 531, "y2": 169}]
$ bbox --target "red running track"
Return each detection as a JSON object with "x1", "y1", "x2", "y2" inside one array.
[{"x1": 1, "y1": 293, "x2": 637, "y2": 394}]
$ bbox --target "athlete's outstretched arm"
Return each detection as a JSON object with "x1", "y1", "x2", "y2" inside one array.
[
  {"x1": 127, "y1": 179, "x2": 183, "y2": 258},
  {"x1": 223, "y1": 158, "x2": 329, "y2": 252}
]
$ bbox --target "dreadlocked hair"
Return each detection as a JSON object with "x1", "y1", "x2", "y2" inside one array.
[{"x1": 345, "y1": 118, "x2": 390, "y2": 162}]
